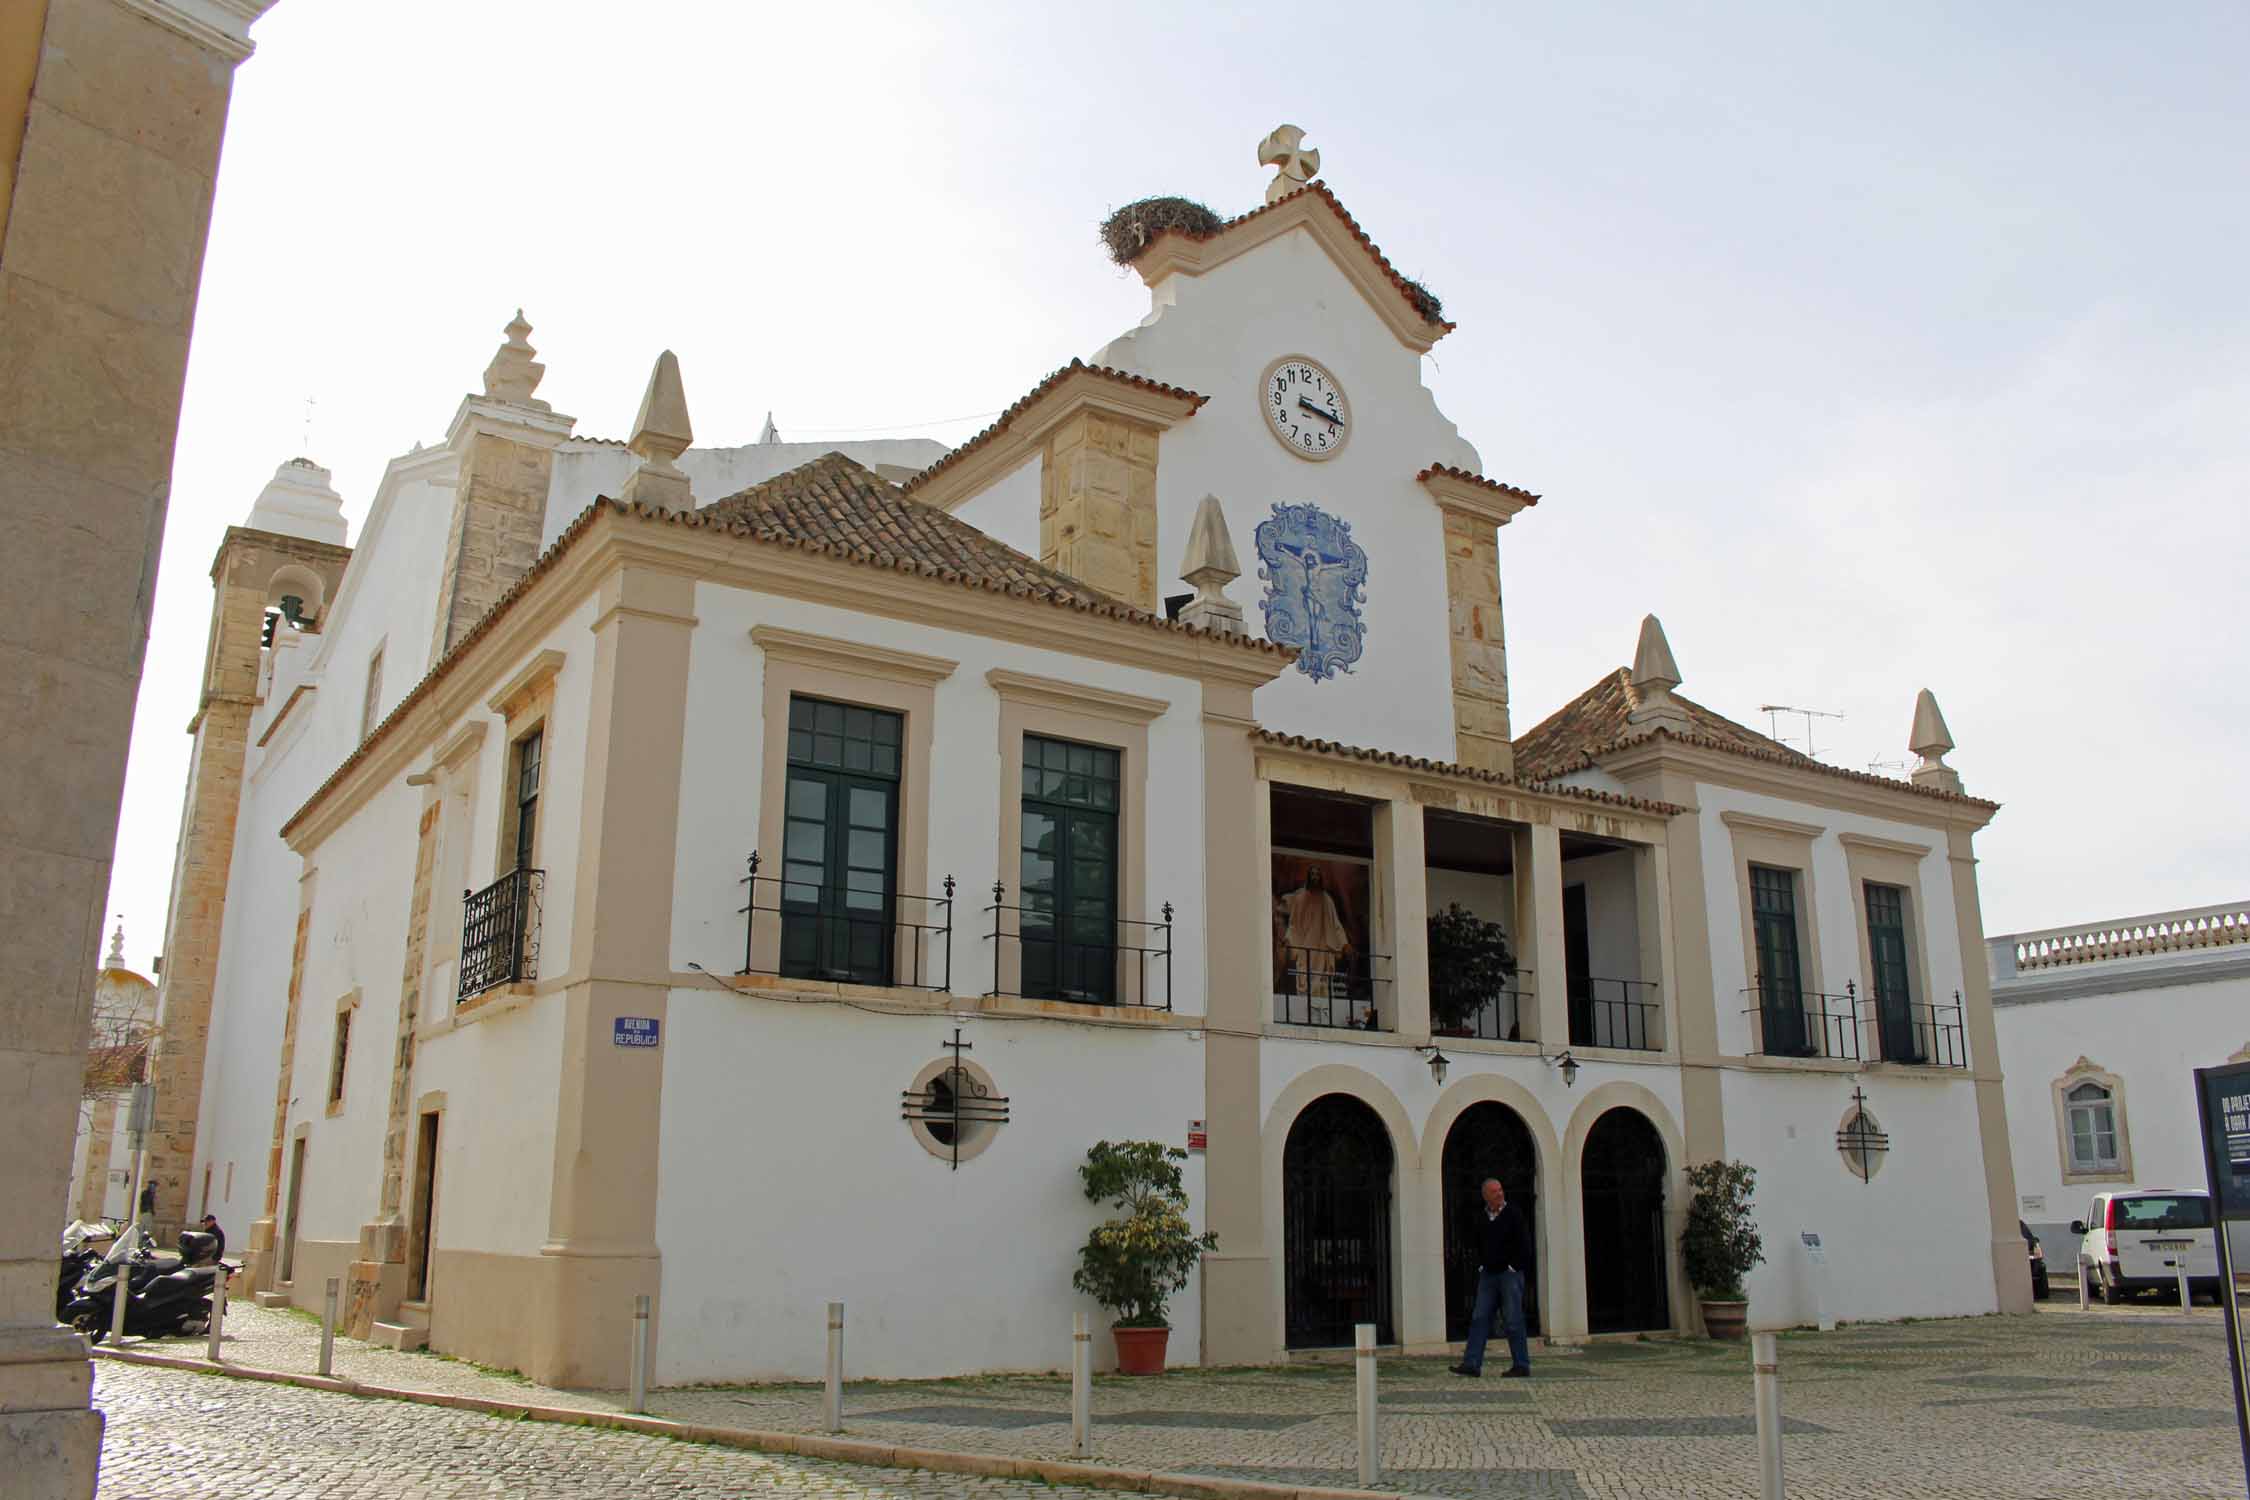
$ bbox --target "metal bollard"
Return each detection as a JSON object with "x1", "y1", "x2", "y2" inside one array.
[
  {"x1": 1752, "y1": 1331, "x2": 1784, "y2": 1500},
  {"x1": 2174, "y1": 1259, "x2": 2193, "y2": 1310},
  {"x1": 824, "y1": 1301, "x2": 844, "y2": 1433},
  {"x1": 1354, "y1": 1322, "x2": 1379, "y2": 1486},
  {"x1": 1071, "y1": 1312, "x2": 1092, "y2": 1458},
  {"x1": 2079, "y1": 1259, "x2": 2091, "y2": 1311},
  {"x1": 319, "y1": 1278, "x2": 339, "y2": 1378},
  {"x1": 630, "y1": 1295, "x2": 648, "y2": 1412},
  {"x1": 206, "y1": 1267, "x2": 228, "y2": 1363}
]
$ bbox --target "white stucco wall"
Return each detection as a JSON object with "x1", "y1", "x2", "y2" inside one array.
[
  {"x1": 946, "y1": 453, "x2": 1040, "y2": 561},
  {"x1": 669, "y1": 582, "x2": 1212, "y2": 1012},
  {"x1": 1094, "y1": 225, "x2": 1482, "y2": 764},
  {"x1": 1567, "y1": 849, "x2": 1643, "y2": 982},
  {"x1": 655, "y1": 987, "x2": 1206, "y2": 1380},
  {"x1": 1993, "y1": 961, "x2": 2250, "y2": 1256},
  {"x1": 408, "y1": 995, "x2": 564, "y2": 1258}
]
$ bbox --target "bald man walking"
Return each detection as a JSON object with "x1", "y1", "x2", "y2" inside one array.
[{"x1": 1452, "y1": 1177, "x2": 1531, "y2": 1378}]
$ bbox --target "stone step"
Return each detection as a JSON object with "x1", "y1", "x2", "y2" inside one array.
[
  {"x1": 253, "y1": 1291, "x2": 292, "y2": 1309},
  {"x1": 369, "y1": 1321, "x2": 428, "y2": 1351}
]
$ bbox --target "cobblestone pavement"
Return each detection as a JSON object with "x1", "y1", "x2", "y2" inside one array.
[
  {"x1": 99, "y1": 1299, "x2": 2249, "y2": 1499},
  {"x1": 93, "y1": 1361, "x2": 1133, "y2": 1500}
]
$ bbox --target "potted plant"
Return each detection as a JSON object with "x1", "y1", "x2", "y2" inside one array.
[
  {"x1": 1073, "y1": 1140, "x2": 1217, "y2": 1374},
  {"x1": 1427, "y1": 903, "x2": 1518, "y2": 1038},
  {"x1": 1680, "y1": 1158, "x2": 1765, "y2": 1339}
]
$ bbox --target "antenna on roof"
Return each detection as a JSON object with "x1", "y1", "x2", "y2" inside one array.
[
  {"x1": 1757, "y1": 703, "x2": 1843, "y2": 760},
  {"x1": 1866, "y1": 755, "x2": 1908, "y2": 777}
]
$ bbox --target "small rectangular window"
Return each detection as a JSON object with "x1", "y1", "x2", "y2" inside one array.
[
  {"x1": 328, "y1": 1008, "x2": 352, "y2": 1106},
  {"x1": 505, "y1": 729, "x2": 543, "y2": 871},
  {"x1": 360, "y1": 647, "x2": 385, "y2": 742}
]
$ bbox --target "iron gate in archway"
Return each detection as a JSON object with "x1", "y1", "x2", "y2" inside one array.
[
  {"x1": 1441, "y1": 1101, "x2": 1542, "y2": 1339},
  {"x1": 1283, "y1": 1093, "x2": 1395, "y2": 1348},
  {"x1": 1581, "y1": 1107, "x2": 1671, "y2": 1333}
]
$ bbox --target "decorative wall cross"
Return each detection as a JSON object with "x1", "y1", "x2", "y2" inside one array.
[
  {"x1": 899, "y1": 1026, "x2": 1011, "y2": 1171},
  {"x1": 1257, "y1": 124, "x2": 1321, "y2": 204},
  {"x1": 1836, "y1": 1086, "x2": 1890, "y2": 1185}
]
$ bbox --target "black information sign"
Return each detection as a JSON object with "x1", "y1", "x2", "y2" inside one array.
[{"x1": 2192, "y1": 1061, "x2": 2250, "y2": 1493}]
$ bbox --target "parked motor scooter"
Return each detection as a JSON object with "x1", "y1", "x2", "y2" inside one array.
[
  {"x1": 65, "y1": 1230, "x2": 221, "y2": 1343},
  {"x1": 56, "y1": 1221, "x2": 118, "y2": 1322}
]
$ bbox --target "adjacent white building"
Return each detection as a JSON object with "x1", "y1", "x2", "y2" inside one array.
[
  {"x1": 142, "y1": 132, "x2": 2033, "y2": 1386},
  {"x1": 1991, "y1": 901, "x2": 2250, "y2": 1266}
]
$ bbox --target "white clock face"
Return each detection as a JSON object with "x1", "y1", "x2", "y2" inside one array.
[{"x1": 1261, "y1": 356, "x2": 1350, "y2": 461}]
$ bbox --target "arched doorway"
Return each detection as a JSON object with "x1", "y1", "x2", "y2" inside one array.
[
  {"x1": 1581, "y1": 1107, "x2": 1671, "y2": 1333},
  {"x1": 1283, "y1": 1093, "x2": 1396, "y2": 1348},
  {"x1": 1441, "y1": 1102, "x2": 1542, "y2": 1339}
]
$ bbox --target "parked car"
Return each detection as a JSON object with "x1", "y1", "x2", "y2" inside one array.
[
  {"x1": 2019, "y1": 1219, "x2": 2050, "y2": 1300},
  {"x1": 2071, "y1": 1189, "x2": 2221, "y2": 1305}
]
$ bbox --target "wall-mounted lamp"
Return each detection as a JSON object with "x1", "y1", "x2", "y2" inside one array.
[
  {"x1": 1545, "y1": 1049, "x2": 1580, "y2": 1088},
  {"x1": 1420, "y1": 1045, "x2": 1450, "y2": 1086}
]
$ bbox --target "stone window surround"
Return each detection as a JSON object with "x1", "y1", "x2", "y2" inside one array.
[
  {"x1": 360, "y1": 640, "x2": 386, "y2": 743},
  {"x1": 904, "y1": 1055, "x2": 1004, "y2": 1165},
  {"x1": 987, "y1": 669, "x2": 1163, "y2": 1009},
  {"x1": 490, "y1": 650, "x2": 564, "y2": 880},
  {"x1": 2053, "y1": 1057, "x2": 2133, "y2": 1185},
  {"x1": 1721, "y1": 811, "x2": 1829, "y2": 1062},
  {"x1": 324, "y1": 988, "x2": 360, "y2": 1117},
  {"x1": 404, "y1": 1089, "x2": 446, "y2": 1306},
  {"x1": 747, "y1": 627, "x2": 957, "y2": 984},
  {"x1": 1838, "y1": 832, "x2": 1941, "y2": 1066}
]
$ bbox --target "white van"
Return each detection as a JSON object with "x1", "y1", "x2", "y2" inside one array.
[{"x1": 2070, "y1": 1189, "x2": 2222, "y2": 1304}]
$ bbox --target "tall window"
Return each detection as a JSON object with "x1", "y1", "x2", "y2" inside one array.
[
  {"x1": 1020, "y1": 735, "x2": 1120, "y2": 1004},
  {"x1": 508, "y1": 729, "x2": 543, "y2": 871},
  {"x1": 781, "y1": 696, "x2": 900, "y2": 984},
  {"x1": 327, "y1": 1008, "x2": 352, "y2": 1106},
  {"x1": 360, "y1": 647, "x2": 385, "y2": 741},
  {"x1": 2066, "y1": 1082, "x2": 2120, "y2": 1173},
  {"x1": 1750, "y1": 865, "x2": 1811, "y2": 1056},
  {"x1": 1865, "y1": 882, "x2": 1920, "y2": 1062}
]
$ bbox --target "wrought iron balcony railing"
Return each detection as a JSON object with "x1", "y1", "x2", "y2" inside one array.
[
  {"x1": 1436, "y1": 968, "x2": 1534, "y2": 1041},
  {"x1": 1569, "y1": 976, "x2": 1663, "y2": 1052},
  {"x1": 983, "y1": 882, "x2": 1174, "y2": 1010},
  {"x1": 1741, "y1": 980, "x2": 1861, "y2": 1061},
  {"x1": 737, "y1": 851, "x2": 953, "y2": 991},
  {"x1": 1274, "y1": 945, "x2": 1394, "y2": 1031},
  {"x1": 459, "y1": 867, "x2": 542, "y2": 1002},
  {"x1": 1862, "y1": 987, "x2": 1969, "y2": 1069}
]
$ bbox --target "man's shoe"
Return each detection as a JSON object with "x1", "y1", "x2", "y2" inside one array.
[
  {"x1": 1501, "y1": 1365, "x2": 1531, "y2": 1378},
  {"x1": 1448, "y1": 1363, "x2": 1480, "y2": 1377}
]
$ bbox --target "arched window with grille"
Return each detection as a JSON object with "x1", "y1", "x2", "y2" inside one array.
[{"x1": 2053, "y1": 1061, "x2": 2131, "y2": 1182}]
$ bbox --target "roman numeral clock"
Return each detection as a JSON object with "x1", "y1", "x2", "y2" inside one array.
[{"x1": 1255, "y1": 354, "x2": 1369, "y2": 681}]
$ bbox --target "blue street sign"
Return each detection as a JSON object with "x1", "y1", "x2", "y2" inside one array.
[{"x1": 613, "y1": 1016, "x2": 660, "y2": 1049}]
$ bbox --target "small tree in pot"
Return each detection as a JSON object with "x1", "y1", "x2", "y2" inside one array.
[
  {"x1": 1427, "y1": 903, "x2": 1519, "y2": 1037},
  {"x1": 1074, "y1": 1140, "x2": 1217, "y2": 1374},
  {"x1": 1680, "y1": 1158, "x2": 1765, "y2": 1339}
]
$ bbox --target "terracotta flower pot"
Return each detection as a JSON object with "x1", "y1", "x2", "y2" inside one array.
[
  {"x1": 1699, "y1": 1298, "x2": 1749, "y2": 1340},
  {"x1": 1112, "y1": 1324, "x2": 1170, "y2": 1375}
]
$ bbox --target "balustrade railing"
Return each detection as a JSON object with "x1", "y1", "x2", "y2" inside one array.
[
  {"x1": 737, "y1": 851, "x2": 953, "y2": 991},
  {"x1": 458, "y1": 867, "x2": 542, "y2": 1002},
  {"x1": 1274, "y1": 946, "x2": 1393, "y2": 1030},
  {"x1": 1998, "y1": 901, "x2": 2249, "y2": 973},
  {"x1": 983, "y1": 882, "x2": 1173, "y2": 1010}
]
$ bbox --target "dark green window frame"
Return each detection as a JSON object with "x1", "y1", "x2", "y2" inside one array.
[
  {"x1": 1750, "y1": 864, "x2": 1811, "y2": 1056},
  {"x1": 1865, "y1": 882, "x2": 1921, "y2": 1063},
  {"x1": 1020, "y1": 734, "x2": 1121, "y2": 1004},
  {"x1": 780, "y1": 696, "x2": 901, "y2": 985}
]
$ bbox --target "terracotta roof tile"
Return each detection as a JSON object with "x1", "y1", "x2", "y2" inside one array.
[
  {"x1": 900, "y1": 359, "x2": 1206, "y2": 497},
  {"x1": 1254, "y1": 729, "x2": 1682, "y2": 817},
  {"x1": 1512, "y1": 668, "x2": 1999, "y2": 810},
  {"x1": 1138, "y1": 181, "x2": 1455, "y2": 335},
  {"x1": 1417, "y1": 463, "x2": 1540, "y2": 506}
]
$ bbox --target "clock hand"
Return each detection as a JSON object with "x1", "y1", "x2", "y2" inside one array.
[{"x1": 1297, "y1": 396, "x2": 1344, "y2": 427}]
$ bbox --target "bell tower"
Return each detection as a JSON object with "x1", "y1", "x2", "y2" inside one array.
[{"x1": 144, "y1": 461, "x2": 350, "y2": 1241}]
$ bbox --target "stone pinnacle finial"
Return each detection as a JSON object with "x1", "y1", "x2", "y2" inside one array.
[
  {"x1": 1179, "y1": 494, "x2": 1245, "y2": 635},
  {"x1": 1908, "y1": 688, "x2": 1962, "y2": 793},
  {"x1": 758, "y1": 411, "x2": 780, "y2": 445},
  {"x1": 621, "y1": 350, "x2": 694, "y2": 510},
  {"x1": 1626, "y1": 614, "x2": 1693, "y2": 732},
  {"x1": 481, "y1": 308, "x2": 551, "y2": 410},
  {"x1": 106, "y1": 918, "x2": 125, "y2": 968},
  {"x1": 1257, "y1": 124, "x2": 1320, "y2": 205}
]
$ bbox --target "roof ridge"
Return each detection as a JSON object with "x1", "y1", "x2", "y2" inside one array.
[
  {"x1": 1253, "y1": 728, "x2": 1680, "y2": 816},
  {"x1": 899, "y1": 358, "x2": 1206, "y2": 497}
]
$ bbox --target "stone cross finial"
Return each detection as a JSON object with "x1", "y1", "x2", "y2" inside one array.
[
  {"x1": 481, "y1": 309, "x2": 551, "y2": 410},
  {"x1": 758, "y1": 411, "x2": 780, "y2": 445},
  {"x1": 1626, "y1": 613, "x2": 1693, "y2": 732},
  {"x1": 1257, "y1": 124, "x2": 1320, "y2": 204},
  {"x1": 1908, "y1": 688, "x2": 1963, "y2": 793},
  {"x1": 621, "y1": 350, "x2": 694, "y2": 510},
  {"x1": 106, "y1": 919, "x2": 125, "y2": 968},
  {"x1": 1179, "y1": 494, "x2": 1245, "y2": 635}
]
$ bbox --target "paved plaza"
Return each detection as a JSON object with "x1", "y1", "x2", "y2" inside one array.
[{"x1": 94, "y1": 1301, "x2": 2248, "y2": 1499}]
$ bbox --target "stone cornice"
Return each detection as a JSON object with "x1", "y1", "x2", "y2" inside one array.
[
  {"x1": 1992, "y1": 947, "x2": 2250, "y2": 1007},
  {"x1": 908, "y1": 364, "x2": 1205, "y2": 513},
  {"x1": 485, "y1": 649, "x2": 566, "y2": 717},
  {"x1": 1718, "y1": 809, "x2": 1825, "y2": 841},
  {"x1": 1837, "y1": 831, "x2": 1937, "y2": 859},
  {"x1": 1417, "y1": 465, "x2": 1539, "y2": 527},
  {"x1": 1603, "y1": 736, "x2": 1998, "y2": 832},
  {"x1": 749, "y1": 626, "x2": 959, "y2": 685},
  {"x1": 443, "y1": 395, "x2": 578, "y2": 451},
  {"x1": 113, "y1": 0, "x2": 273, "y2": 62},
  {"x1": 985, "y1": 668, "x2": 1170, "y2": 724}
]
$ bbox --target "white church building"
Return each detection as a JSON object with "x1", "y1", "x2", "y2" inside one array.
[{"x1": 147, "y1": 132, "x2": 2031, "y2": 1386}]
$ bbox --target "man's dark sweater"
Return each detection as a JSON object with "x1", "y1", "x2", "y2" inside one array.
[{"x1": 1478, "y1": 1202, "x2": 1532, "y2": 1275}]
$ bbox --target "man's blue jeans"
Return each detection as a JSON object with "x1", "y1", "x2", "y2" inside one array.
[{"x1": 1464, "y1": 1267, "x2": 1529, "y2": 1373}]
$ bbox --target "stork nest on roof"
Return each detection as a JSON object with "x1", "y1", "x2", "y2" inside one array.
[
  {"x1": 1399, "y1": 277, "x2": 1445, "y2": 323},
  {"x1": 1100, "y1": 196, "x2": 1224, "y2": 265}
]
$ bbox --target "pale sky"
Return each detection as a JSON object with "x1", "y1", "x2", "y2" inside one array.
[{"x1": 100, "y1": 0, "x2": 2249, "y2": 971}]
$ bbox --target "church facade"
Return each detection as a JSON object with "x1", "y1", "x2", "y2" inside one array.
[{"x1": 150, "y1": 135, "x2": 2030, "y2": 1385}]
